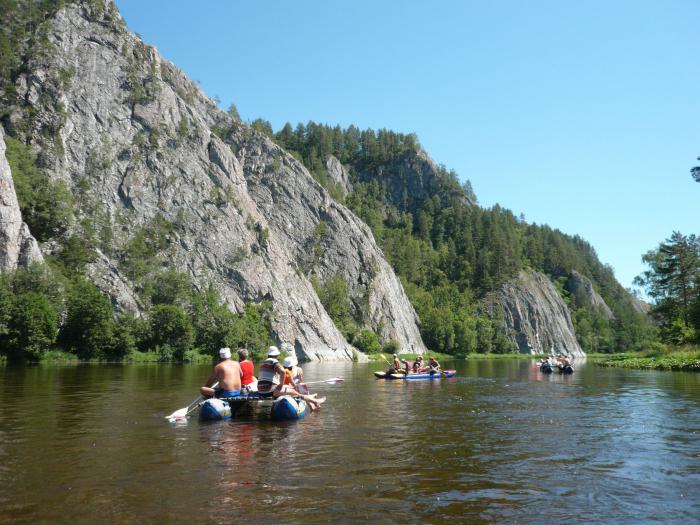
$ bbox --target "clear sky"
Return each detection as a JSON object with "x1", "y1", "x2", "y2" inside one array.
[{"x1": 115, "y1": 0, "x2": 700, "y2": 290}]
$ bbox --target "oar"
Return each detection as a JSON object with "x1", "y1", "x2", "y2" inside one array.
[
  {"x1": 300, "y1": 376, "x2": 344, "y2": 386},
  {"x1": 165, "y1": 381, "x2": 218, "y2": 422}
]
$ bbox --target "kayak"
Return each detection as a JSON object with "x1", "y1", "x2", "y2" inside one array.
[
  {"x1": 199, "y1": 394, "x2": 308, "y2": 421},
  {"x1": 375, "y1": 370, "x2": 456, "y2": 380}
]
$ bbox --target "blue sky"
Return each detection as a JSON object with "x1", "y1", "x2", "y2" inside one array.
[{"x1": 115, "y1": 0, "x2": 700, "y2": 290}]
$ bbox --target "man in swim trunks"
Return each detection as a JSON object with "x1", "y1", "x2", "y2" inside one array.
[{"x1": 200, "y1": 347, "x2": 242, "y2": 399}]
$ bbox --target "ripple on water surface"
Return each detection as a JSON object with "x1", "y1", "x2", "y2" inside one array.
[{"x1": 1, "y1": 361, "x2": 700, "y2": 523}]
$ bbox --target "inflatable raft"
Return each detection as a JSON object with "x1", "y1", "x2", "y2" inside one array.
[
  {"x1": 538, "y1": 363, "x2": 574, "y2": 375},
  {"x1": 199, "y1": 394, "x2": 308, "y2": 422},
  {"x1": 374, "y1": 370, "x2": 456, "y2": 380}
]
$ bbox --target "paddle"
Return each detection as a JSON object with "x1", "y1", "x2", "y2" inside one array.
[
  {"x1": 300, "y1": 376, "x2": 344, "y2": 386},
  {"x1": 165, "y1": 381, "x2": 218, "y2": 422}
]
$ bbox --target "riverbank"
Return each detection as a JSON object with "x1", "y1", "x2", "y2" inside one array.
[
  {"x1": 592, "y1": 346, "x2": 700, "y2": 371},
  {"x1": 0, "y1": 349, "x2": 214, "y2": 365}
]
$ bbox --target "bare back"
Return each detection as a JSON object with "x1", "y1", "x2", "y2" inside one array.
[{"x1": 215, "y1": 359, "x2": 242, "y2": 391}]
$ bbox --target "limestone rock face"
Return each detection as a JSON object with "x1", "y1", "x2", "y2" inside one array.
[
  {"x1": 0, "y1": 127, "x2": 43, "y2": 272},
  {"x1": 489, "y1": 269, "x2": 584, "y2": 357},
  {"x1": 239, "y1": 136, "x2": 426, "y2": 354},
  {"x1": 566, "y1": 270, "x2": 614, "y2": 319},
  {"x1": 629, "y1": 295, "x2": 651, "y2": 314},
  {"x1": 6, "y1": 0, "x2": 425, "y2": 360},
  {"x1": 324, "y1": 155, "x2": 352, "y2": 194}
]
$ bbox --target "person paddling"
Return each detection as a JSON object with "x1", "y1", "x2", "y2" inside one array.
[
  {"x1": 258, "y1": 346, "x2": 324, "y2": 410},
  {"x1": 238, "y1": 348, "x2": 257, "y2": 393},
  {"x1": 427, "y1": 356, "x2": 441, "y2": 374},
  {"x1": 392, "y1": 354, "x2": 402, "y2": 373},
  {"x1": 200, "y1": 347, "x2": 242, "y2": 399}
]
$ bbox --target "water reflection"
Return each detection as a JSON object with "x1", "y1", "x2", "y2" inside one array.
[{"x1": 1, "y1": 360, "x2": 700, "y2": 523}]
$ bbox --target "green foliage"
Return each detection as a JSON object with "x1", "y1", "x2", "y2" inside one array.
[
  {"x1": 227, "y1": 103, "x2": 240, "y2": 121},
  {"x1": 265, "y1": 119, "x2": 657, "y2": 355},
  {"x1": 5, "y1": 292, "x2": 58, "y2": 362},
  {"x1": 352, "y1": 328, "x2": 382, "y2": 354},
  {"x1": 59, "y1": 280, "x2": 115, "y2": 359},
  {"x1": 314, "y1": 274, "x2": 351, "y2": 328},
  {"x1": 634, "y1": 231, "x2": 700, "y2": 345},
  {"x1": 4, "y1": 136, "x2": 73, "y2": 241},
  {"x1": 147, "y1": 269, "x2": 192, "y2": 307},
  {"x1": 149, "y1": 304, "x2": 194, "y2": 361},
  {"x1": 0, "y1": 261, "x2": 275, "y2": 363},
  {"x1": 382, "y1": 340, "x2": 401, "y2": 354}
]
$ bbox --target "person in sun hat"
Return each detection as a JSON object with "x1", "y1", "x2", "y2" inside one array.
[
  {"x1": 282, "y1": 354, "x2": 310, "y2": 394},
  {"x1": 200, "y1": 347, "x2": 242, "y2": 399},
  {"x1": 258, "y1": 345, "x2": 324, "y2": 409}
]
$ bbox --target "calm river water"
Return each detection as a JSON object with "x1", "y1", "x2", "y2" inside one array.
[{"x1": 1, "y1": 359, "x2": 699, "y2": 524}]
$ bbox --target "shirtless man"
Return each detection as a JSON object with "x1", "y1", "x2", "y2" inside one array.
[
  {"x1": 200, "y1": 347, "x2": 242, "y2": 399},
  {"x1": 258, "y1": 346, "x2": 325, "y2": 410}
]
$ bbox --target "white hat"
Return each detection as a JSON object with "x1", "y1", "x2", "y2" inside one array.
[
  {"x1": 283, "y1": 356, "x2": 297, "y2": 368},
  {"x1": 267, "y1": 346, "x2": 280, "y2": 357},
  {"x1": 219, "y1": 347, "x2": 231, "y2": 359}
]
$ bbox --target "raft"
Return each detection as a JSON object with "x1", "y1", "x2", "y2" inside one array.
[
  {"x1": 375, "y1": 370, "x2": 456, "y2": 380},
  {"x1": 199, "y1": 394, "x2": 308, "y2": 421},
  {"x1": 538, "y1": 363, "x2": 574, "y2": 375}
]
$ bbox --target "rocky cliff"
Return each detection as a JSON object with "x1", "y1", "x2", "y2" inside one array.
[
  {"x1": 354, "y1": 149, "x2": 475, "y2": 214},
  {"x1": 0, "y1": 127, "x2": 43, "y2": 271},
  {"x1": 488, "y1": 269, "x2": 585, "y2": 357},
  {"x1": 566, "y1": 270, "x2": 614, "y2": 319},
  {"x1": 1, "y1": 0, "x2": 427, "y2": 360}
]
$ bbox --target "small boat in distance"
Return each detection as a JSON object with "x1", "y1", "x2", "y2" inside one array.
[{"x1": 374, "y1": 370, "x2": 457, "y2": 380}]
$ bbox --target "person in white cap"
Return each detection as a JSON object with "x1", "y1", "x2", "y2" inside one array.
[
  {"x1": 200, "y1": 347, "x2": 242, "y2": 399},
  {"x1": 282, "y1": 355, "x2": 308, "y2": 394},
  {"x1": 258, "y1": 345, "x2": 324, "y2": 410}
]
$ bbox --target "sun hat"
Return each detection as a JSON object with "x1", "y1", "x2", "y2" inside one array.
[
  {"x1": 219, "y1": 347, "x2": 232, "y2": 359},
  {"x1": 283, "y1": 356, "x2": 297, "y2": 368},
  {"x1": 267, "y1": 346, "x2": 280, "y2": 357}
]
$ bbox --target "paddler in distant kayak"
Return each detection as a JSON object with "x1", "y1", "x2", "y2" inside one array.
[
  {"x1": 427, "y1": 356, "x2": 441, "y2": 374},
  {"x1": 200, "y1": 347, "x2": 242, "y2": 399},
  {"x1": 412, "y1": 355, "x2": 424, "y2": 373},
  {"x1": 258, "y1": 346, "x2": 325, "y2": 410}
]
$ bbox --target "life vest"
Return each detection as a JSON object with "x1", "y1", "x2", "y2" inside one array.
[{"x1": 258, "y1": 358, "x2": 280, "y2": 392}]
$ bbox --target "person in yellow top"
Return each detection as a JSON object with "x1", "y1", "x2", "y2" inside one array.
[{"x1": 283, "y1": 355, "x2": 308, "y2": 394}]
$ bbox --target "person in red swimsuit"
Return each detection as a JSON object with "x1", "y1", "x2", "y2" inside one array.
[{"x1": 237, "y1": 348, "x2": 258, "y2": 392}]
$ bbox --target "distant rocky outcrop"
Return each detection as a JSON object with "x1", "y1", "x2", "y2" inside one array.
[
  {"x1": 324, "y1": 155, "x2": 352, "y2": 195},
  {"x1": 0, "y1": 0, "x2": 426, "y2": 360},
  {"x1": 566, "y1": 270, "x2": 614, "y2": 319},
  {"x1": 0, "y1": 127, "x2": 43, "y2": 271},
  {"x1": 356, "y1": 149, "x2": 474, "y2": 215},
  {"x1": 488, "y1": 269, "x2": 584, "y2": 357},
  {"x1": 629, "y1": 295, "x2": 651, "y2": 314}
]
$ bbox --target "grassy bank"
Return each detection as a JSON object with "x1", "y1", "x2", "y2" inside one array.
[
  {"x1": 594, "y1": 346, "x2": 700, "y2": 371},
  {"x1": 1, "y1": 349, "x2": 215, "y2": 365}
]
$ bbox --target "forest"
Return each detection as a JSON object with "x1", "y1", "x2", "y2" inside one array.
[{"x1": 254, "y1": 119, "x2": 657, "y2": 355}]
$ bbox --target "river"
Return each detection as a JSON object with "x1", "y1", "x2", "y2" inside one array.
[{"x1": 1, "y1": 359, "x2": 699, "y2": 524}]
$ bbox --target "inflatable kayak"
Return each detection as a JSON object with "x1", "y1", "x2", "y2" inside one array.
[
  {"x1": 199, "y1": 394, "x2": 307, "y2": 421},
  {"x1": 375, "y1": 370, "x2": 456, "y2": 380}
]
